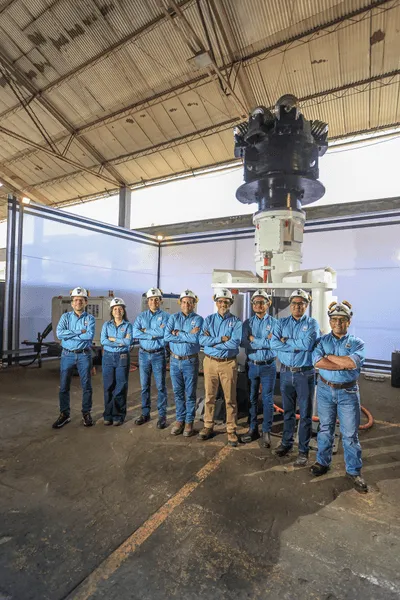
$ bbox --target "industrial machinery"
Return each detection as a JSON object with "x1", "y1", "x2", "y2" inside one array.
[{"x1": 212, "y1": 94, "x2": 336, "y2": 335}]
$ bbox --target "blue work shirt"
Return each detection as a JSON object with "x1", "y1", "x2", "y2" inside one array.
[
  {"x1": 100, "y1": 319, "x2": 133, "y2": 353},
  {"x1": 56, "y1": 311, "x2": 95, "y2": 351},
  {"x1": 164, "y1": 311, "x2": 204, "y2": 356},
  {"x1": 242, "y1": 314, "x2": 277, "y2": 362},
  {"x1": 312, "y1": 332, "x2": 365, "y2": 383},
  {"x1": 271, "y1": 315, "x2": 319, "y2": 367},
  {"x1": 199, "y1": 312, "x2": 242, "y2": 359},
  {"x1": 132, "y1": 309, "x2": 169, "y2": 351}
]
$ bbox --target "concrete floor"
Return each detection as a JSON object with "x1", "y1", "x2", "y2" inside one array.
[{"x1": 1, "y1": 359, "x2": 400, "y2": 600}]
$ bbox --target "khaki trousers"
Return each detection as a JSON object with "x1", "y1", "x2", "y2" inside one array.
[{"x1": 203, "y1": 355, "x2": 238, "y2": 433}]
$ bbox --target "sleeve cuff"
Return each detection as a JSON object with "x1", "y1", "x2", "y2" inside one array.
[{"x1": 349, "y1": 353, "x2": 361, "y2": 369}]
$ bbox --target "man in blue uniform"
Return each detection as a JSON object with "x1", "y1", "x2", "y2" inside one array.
[
  {"x1": 310, "y1": 301, "x2": 367, "y2": 493},
  {"x1": 165, "y1": 290, "x2": 203, "y2": 437},
  {"x1": 271, "y1": 289, "x2": 319, "y2": 466},
  {"x1": 132, "y1": 287, "x2": 169, "y2": 429},
  {"x1": 198, "y1": 289, "x2": 242, "y2": 447},
  {"x1": 52, "y1": 286, "x2": 95, "y2": 429},
  {"x1": 241, "y1": 289, "x2": 277, "y2": 447}
]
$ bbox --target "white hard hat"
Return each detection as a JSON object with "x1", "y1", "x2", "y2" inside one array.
[
  {"x1": 289, "y1": 288, "x2": 311, "y2": 303},
  {"x1": 328, "y1": 301, "x2": 353, "y2": 319},
  {"x1": 179, "y1": 289, "x2": 198, "y2": 302},
  {"x1": 146, "y1": 287, "x2": 163, "y2": 299},
  {"x1": 70, "y1": 286, "x2": 88, "y2": 298},
  {"x1": 110, "y1": 297, "x2": 126, "y2": 308},
  {"x1": 251, "y1": 289, "x2": 271, "y2": 302},
  {"x1": 213, "y1": 288, "x2": 234, "y2": 303}
]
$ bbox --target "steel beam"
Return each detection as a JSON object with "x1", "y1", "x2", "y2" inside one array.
[
  {"x1": 0, "y1": 124, "x2": 119, "y2": 186},
  {"x1": 118, "y1": 186, "x2": 131, "y2": 229}
]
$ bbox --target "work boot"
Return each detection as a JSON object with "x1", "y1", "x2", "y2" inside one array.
[
  {"x1": 198, "y1": 427, "x2": 214, "y2": 441},
  {"x1": 293, "y1": 452, "x2": 309, "y2": 467},
  {"x1": 347, "y1": 473, "x2": 368, "y2": 493},
  {"x1": 52, "y1": 412, "x2": 71, "y2": 429},
  {"x1": 227, "y1": 432, "x2": 239, "y2": 447},
  {"x1": 171, "y1": 421, "x2": 184, "y2": 436},
  {"x1": 275, "y1": 444, "x2": 291, "y2": 457},
  {"x1": 260, "y1": 432, "x2": 271, "y2": 448},
  {"x1": 241, "y1": 428, "x2": 260, "y2": 444},
  {"x1": 82, "y1": 413, "x2": 93, "y2": 427},
  {"x1": 310, "y1": 462, "x2": 330, "y2": 477},
  {"x1": 157, "y1": 416, "x2": 167, "y2": 429},
  {"x1": 135, "y1": 414, "x2": 150, "y2": 426},
  {"x1": 183, "y1": 423, "x2": 195, "y2": 437}
]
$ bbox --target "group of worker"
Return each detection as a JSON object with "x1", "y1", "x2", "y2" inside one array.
[{"x1": 52, "y1": 284, "x2": 368, "y2": 494}]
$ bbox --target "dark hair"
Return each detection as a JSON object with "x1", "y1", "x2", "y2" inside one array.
[{"x1": 109, "y1": 306, "x2": 128, "y2": 321}]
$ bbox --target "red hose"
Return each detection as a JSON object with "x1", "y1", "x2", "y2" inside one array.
[{"x1": 273, "y1": 403, "x2": 374, "y2": 430}]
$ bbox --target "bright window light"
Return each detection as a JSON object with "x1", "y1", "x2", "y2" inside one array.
[{"x1": 22, "y1": 197, "x2": 31, "y2": 204}]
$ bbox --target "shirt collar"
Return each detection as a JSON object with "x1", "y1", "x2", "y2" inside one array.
[
  {"x1": 217, "y1": 311, "x2": 231, "y2": 320},
  {"x1": 73, "y1": 310, "x2": 87, "y2": 318},
  {"x1": 291, "y1": 314, "x2": 307, "y2": 323},
  {"x1": 331, "y1": 331, "x2": 349, "y2": 342},
  {"x1": 255, "y1": 313, "x2": 269, "y2": 321}
]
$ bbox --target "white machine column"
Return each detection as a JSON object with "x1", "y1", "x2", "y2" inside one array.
[{"x1": 253, "y1": 209, "x2": 305, "y2": 283}]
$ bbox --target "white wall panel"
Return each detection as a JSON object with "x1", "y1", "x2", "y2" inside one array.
[
  {"x1": 160, "y1": 239, "x2": 236, "y2": 317},
  {"x1": 20, "y1": 213, "x2": 158, "y2": 345},
  {"x1": 302, "y1": 225, "x2": 400, "y2": 361}
]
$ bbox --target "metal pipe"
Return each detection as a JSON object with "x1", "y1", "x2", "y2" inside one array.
[
  {"x1": 157, "y1": 243, "x2": 162, "y2": 289},
  {"x1": 13, "y1": 202, "x2": 24, "y2": 361},
  {"x1": 4, "y1": 196, "x2": 16, "y2": 365}
]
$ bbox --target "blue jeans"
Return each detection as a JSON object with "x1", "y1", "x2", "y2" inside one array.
[
  {"x1": 280, "y1": 369, "x2": 315, "y2": 454},
  {"x1": 139, "y1": 350, "x2": 167, "y2": 417},
  {"x1": 170, "y1": 356, "x2": 199, "y2": 423},
  {"x1": 316, "y1": 380, "x2": 362, "y2": 475},
  {"x1": 59, "y1": 350, "x2": 92, "y2": 415},
  {"x1": 248, "y1": 361, "x2": 277, "y2": 432},
  {"x1": 102, "y1": 351, "x2": 130, "y2": 422}
]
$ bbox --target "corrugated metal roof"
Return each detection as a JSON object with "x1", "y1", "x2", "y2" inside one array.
[{"x1": 0, "y1": 0, "x2": 399, "y2": 219}]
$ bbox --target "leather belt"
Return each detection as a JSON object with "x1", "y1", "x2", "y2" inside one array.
[
  {"x1": 171, "y1": 352, "x2": 198, "y2": 361},
  {"x1": 248, "y1": 358, "x2": 275, "y2": 366},
  {"x1": 280, "y1": 365, "x2": 314, "y2": 373},
  {"x1": 320, "y1": 375, "x2": 358, "y2": 390},
  {"x1": 208, "y1": 355, "x2": 236, "y2": 363},
  {"x1": 140, "y1": 348, "x2": 164, "y2": 354},
  {"x1": 64, "y1": 348, "x2": 90, "y2": 354}
]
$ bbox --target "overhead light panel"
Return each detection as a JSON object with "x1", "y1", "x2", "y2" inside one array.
[{"x1": 188, "y1": 52, "x2": 213, "y2": 70}]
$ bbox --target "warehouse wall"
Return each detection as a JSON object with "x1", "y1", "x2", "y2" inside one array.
[
  {"x1": 18, "y1": 205, "x2": 158, "y2": 347},
  {"x1": 160, "y1": 212, "x2": 400, "y2": 363}
]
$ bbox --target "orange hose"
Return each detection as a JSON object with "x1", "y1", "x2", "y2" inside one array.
[
  {"x1": 273, "y1": 403, "x2": 374, "y2": 430},
  {"x1": 263, "y1": 256, "x2": 268, "y2": 283}
]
